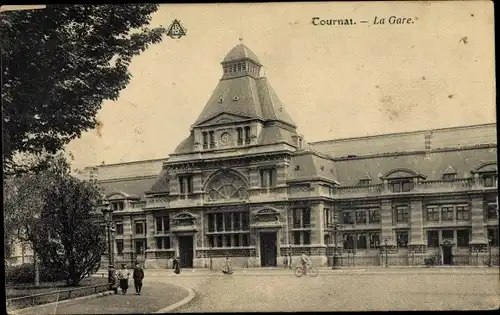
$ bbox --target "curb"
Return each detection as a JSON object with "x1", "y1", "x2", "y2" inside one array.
[
  {"x1": 154, "y1": 286, "x2": 196, "y2": 313},
  {"x1": 8, "y1": 290, "x2": 115, "y2": 314}
]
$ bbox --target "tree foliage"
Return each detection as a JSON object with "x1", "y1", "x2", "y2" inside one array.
[
  {"x1": 1, "y1": 4, "x2": 166, "y2": 174},
  {"x1": 4, "y1": 153, "x2": 106, "y2": 285}
]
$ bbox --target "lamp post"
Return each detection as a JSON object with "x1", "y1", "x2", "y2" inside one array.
[
  {"x1": 101, "y1": 202, "x2": 114, "y2": 269},
  {"x1": 384, "y1": 239, "x2": 388, "y2": 268},
  {"x1": 488, "y1": 236, "x2": 493, "y2": 267},
  {"x1": 329, "y1": 214, "x2": 342, "y2": 269}
]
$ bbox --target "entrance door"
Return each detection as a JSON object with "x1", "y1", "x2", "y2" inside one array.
[
  {"x1": 178, "y1": 236, "x2": 194, "y2": 268},
  {"x1": 442, "y1": 246, "x2": 453, "y2": 265},
  {"x1": 260, "y1": 232, "x2": 277, "y2": 267}
]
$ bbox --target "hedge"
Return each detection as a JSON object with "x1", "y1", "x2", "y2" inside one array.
[{"x1": 5, "y1": 263, "x2": 67, "y2": 284}]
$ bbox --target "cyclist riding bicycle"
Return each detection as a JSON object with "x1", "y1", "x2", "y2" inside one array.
[{"x1": 300, "y1": 252, "x2": 311, "y2": 275}]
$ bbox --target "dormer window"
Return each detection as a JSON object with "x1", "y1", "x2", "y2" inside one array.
[
  {"x1": 390, "y1": 180, "x2": 412, "y2": 193},
  {"x1": 111, "y1": 201, "x2": 124, "y2": 211},
  {"x1": 358, "y1": 179, "x2": 371, "y2": 186},
  {"x1": 381, "y1": 168, "x2": 425, "y2": 193},
  {"x1": 443, "y1": 173, "x2": 456, "y2": 181},
  {"x1": 483, "y1": 174, "x2": 497, "y2": 187}
]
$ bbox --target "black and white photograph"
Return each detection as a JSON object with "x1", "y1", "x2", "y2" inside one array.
[{"x1": 2, "y1": 2, "x2": 498, "y2": 313}]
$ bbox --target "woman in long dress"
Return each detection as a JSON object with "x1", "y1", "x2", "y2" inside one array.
[{"x1": 117, "y1": 264, "x2": 130, "y2": 294}]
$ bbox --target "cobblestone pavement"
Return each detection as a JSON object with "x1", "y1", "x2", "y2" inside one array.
[
  {"x1": 14, "y1": 281, "x2": 189, "y2": 315},
  {"x1": 156, "y1": 268, "x2": 500, "y2": 312}
]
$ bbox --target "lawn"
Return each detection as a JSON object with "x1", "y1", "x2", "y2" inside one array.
[{"x1": 6, "y1": 276, "x2": 109, "y2": 310}]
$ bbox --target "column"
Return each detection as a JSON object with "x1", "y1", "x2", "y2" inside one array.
[
  {"x1": 380, "y1": 200, "x2": 395, "y2": 246},
  {"x1": 123, "y1": 216, "x2": 134, "y2": 265},
  {"x1": 179, "y1": 177, "x2": 185, "y2": 194},
  {"x1": 470, "y1": 196, "x2": 488, "y2": 250},
  {"x1": 213, "y1": 214, "x2": 217, "y2": 232},
  {"x1": 231, "y1": 212, "x2": 235, "y2": 231},
  {"x1": 409, "y1": 199, "x2": 426, "y2": 256},
  {"x1": 146, "y1": 213, "x2": 156, "y2": 256},
  {"x1": 310, "y1": 203, "x2": 323, "y2": 245},
  {"x1": 221, "y1": 213, "x2": 226, "y2": 231}
]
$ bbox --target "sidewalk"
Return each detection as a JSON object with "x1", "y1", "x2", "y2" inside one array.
[
  {"x1": 95, "y1": 266, "x2": 499, "y2": 278},
  {"x1": 12, "y1": 281, "x2": 193, "y2": 315}
]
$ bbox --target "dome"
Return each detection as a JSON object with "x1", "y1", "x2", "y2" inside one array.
[{"x1": 223, "y1": 43, "x2": 261, "y2": 65}]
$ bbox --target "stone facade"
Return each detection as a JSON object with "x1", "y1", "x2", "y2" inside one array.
[{"x1": 84, "y1": 43, "x2": 498, "y2": 269}]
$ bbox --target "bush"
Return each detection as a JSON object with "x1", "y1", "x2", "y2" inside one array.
[{"x1": 6, "y1": 263, "x2": 67, "y2": 284}]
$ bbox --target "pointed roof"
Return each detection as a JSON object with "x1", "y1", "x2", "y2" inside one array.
[
  {"x1": 192, "y1": 44, "x2": 296, "y2": 128},
  {"x1": 443, "y1": 165, "x2": 457, "y2": 174},
  {"x1": 223, "y1": 43, "x2": 261, "y2": 65},
  {"x1": 360, "y1": 172, "x2": 372, "y2": 180}
]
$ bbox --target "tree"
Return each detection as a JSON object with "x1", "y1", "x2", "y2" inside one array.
[
  {"x1": 1, "y1": 5, "x2": 166, "y2": 174},
  {"x1": 4, "y1": 153, "x2": 106, "y2": 285}
]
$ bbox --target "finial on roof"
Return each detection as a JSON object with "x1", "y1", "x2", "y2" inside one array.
[{"x1": 239, "y1": 37, "x2": 244, "y2": 44}]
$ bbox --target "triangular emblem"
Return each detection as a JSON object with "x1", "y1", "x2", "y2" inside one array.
[{"x1": 166, "y1": 19, "x2": 187, "y2": 39}]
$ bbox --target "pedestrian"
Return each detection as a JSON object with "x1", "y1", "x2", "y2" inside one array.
[
  {"x1": 133, "y1": 262, "x2": 144, "y2": 295},
  {"x1": 108, "y1": 265, "x2": 118, "y2": 294},
  {"x1": 283, "y1": 255, "x2": 288, "y2": 268},
  {"x1": 173, "y1": 257, "x2": 181, "y2": 274},
  {"x1": 117, "y1": 264, "x2": 130, "y2": 294},
  {"x1": 288, "y1": 253, "x2": 292, "y2": 269},
  {"x1": 222, "y1": 257, "x2": 233, "y2": 275}
]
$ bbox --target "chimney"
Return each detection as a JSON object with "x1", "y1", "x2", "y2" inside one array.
[{"x1": 424, "y1": 131, "x2": 433, "y2": 158}]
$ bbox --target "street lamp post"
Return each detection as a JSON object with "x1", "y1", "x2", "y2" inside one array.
[
  {"x1": 488, "y1": 237, "x2": 493, "y2": 267},
  {"x1": 329, "y1": 214, "x2": 342, "y2": 269},
  {"x1": 101, "y1": 202, "x2": 114, "y2": 269},
  {"x1": 384, "y1": 239, "x2": 388, "y2": 268}
]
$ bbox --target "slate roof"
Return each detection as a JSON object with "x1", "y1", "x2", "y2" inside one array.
[
  {"x1": 193, "y1": 44, "x2": 296, "y2": 128},
  {"x1": 223, "y1": 43, "x2": 261, "y2": 64},
  {"x1": 333, "y1": 146, "x2": 497, "y2": 186},
  {"x1": 289, "y1": 150, "x2": 339, "y2": 184},
  {"x1": 173, "y1": 133, "x2": 195, "y2": 154},
  {"x1": 311, "y1": 123, "x2": 497, "y2": 158},
  {"x1": 99, "y1": 176, "x2": 157, "y2": 201},
  {"x1": 148, "y1": 168, "x2": 170, "y2": 194}
]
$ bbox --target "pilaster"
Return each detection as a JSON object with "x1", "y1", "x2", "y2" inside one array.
[
  {"x1": 310, "y1": 203, "x2": 324, "y2": 245},
  {"x1": 380, "y1": 199, "x2": 395, "y2": 246},
  {"x1": 470, "y1": 196, "x2": 487, "y2": 245},
  {"x1": 249, "y1": 167, "x2": 260, "y2": 188},
  {"x1": 146, "y1": 213, "x2": 155, "y2": 250},
  {"x1": 409, "y1": 199, "x2": 425, "y2": 246}
]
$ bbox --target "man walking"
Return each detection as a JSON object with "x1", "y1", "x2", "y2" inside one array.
[{"x1": 133, "y1": 262, "x2": 145, "y2": 295}]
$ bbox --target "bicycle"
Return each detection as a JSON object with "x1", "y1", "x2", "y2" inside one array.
[{"x1": 294, "y1": 264, "x2": 319, "y2": 277}]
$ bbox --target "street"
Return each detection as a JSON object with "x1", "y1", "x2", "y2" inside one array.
[
  {"x1": 163, "y1": 268, "x2": 499, "y2": 312},
  {"x1": 12, "y1": 268, "x2": 499, "y2": 313}
]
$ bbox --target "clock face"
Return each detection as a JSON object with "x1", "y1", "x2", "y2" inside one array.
[{"x1": 220, "y1": 132, "x2": 230, "y2": 145}]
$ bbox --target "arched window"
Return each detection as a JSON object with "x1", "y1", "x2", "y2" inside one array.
[{"x1": 206, "y1": 171, "x2": 249, "y2": 201}]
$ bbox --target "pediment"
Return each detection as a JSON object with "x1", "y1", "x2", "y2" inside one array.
[
  {"x1": 172, "y1": 212, "x2": 197, "y2": 226},
  {"x1": 254, "y1": 207, "x2": 281, "y2": 222},
  {"x1": 106, "y1": 192, "x2": 128, "y2": 200},
  {"x1": 381, "y1": 168, "x2": 426, "y2": 180},
  {"x1": 471, "y1": 161, "x2": 497, "y2": 174},
  {"x1": 195, "y1": 112, "x2": 252, "y2": 127}
]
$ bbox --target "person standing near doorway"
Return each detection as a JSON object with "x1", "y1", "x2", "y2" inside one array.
[
  {"x1": 173, "y1": 256, "x2": 181, "y2": 274},
  {"x1": 133, "y1": 262, "x2": 144, "y2": 295},
  {"x1": 117, "y1": 264, "x2": 130, "y2": 295}
]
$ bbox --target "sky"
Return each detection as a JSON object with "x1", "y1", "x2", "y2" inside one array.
[{"x1": 65, "y1": 1, "x2": 496, "y2": 171}]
